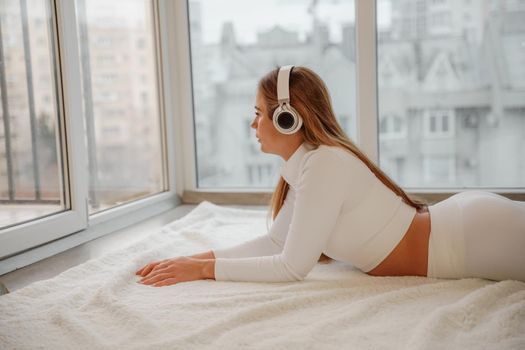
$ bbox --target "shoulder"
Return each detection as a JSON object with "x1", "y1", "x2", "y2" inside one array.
[
  {"x1": 301, "y1": 145, "x2": 362, "y2": 170},
  {"x1": 294, "y1": 145, "x2": 357, "y2": 197},
  {"x1": 294, "y1": 145, "x2": 367, "y2": 190}
]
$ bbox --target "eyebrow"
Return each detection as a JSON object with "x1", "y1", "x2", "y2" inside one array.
[{"x1": 254, "y1": 106, "x2": 261, "y2": 111}]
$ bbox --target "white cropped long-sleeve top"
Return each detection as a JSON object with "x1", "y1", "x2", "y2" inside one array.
[{"x1": 213, "y1": 142, "x2": 416, "y2": 282}]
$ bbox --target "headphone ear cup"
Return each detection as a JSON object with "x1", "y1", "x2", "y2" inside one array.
[{"x1": 273, "y1": 104, "x2": 303, "y2": 135}]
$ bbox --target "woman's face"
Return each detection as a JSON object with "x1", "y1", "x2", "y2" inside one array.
[{"x1": 251, "y1": 91, "x2": 284, "y2": 155}]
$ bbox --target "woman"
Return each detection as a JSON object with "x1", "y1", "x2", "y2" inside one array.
[{"x1": 136, "y1": 66, "x2": 525, "y2": 287}]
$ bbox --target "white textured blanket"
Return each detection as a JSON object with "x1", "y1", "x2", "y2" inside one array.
[{"x1": 1, "y1": 201, "x2": 524, "y2": 350}]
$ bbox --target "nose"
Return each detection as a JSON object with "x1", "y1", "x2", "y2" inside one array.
[{"x1": 250, "y1": 116, "x2": 257, "y2": 129}]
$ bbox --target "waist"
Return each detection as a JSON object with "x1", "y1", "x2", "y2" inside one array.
[{"x1": 367, "y1": 205, "x2": 431, "y2": 277}]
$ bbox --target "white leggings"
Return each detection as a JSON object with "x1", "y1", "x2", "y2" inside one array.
[{"x1": 427, "y1": 191, "x2": 525, "y2": 282}]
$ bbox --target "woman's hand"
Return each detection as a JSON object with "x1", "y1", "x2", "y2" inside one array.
[{"x1": 135, "y1": 257, "x2": 215, "y2": 287}]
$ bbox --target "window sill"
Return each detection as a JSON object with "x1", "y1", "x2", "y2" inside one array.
[
  {"x1": 0, "y1": 195, "x2": 180, "y2": 276},
  {"x1": 183, "y1": 189, "x2": 525, "y2": 205},
  {"x1": 183, "y1": 190, "x2": 272, "y2": 205}
]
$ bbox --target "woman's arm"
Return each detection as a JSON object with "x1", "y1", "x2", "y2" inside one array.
[
  {"x1": 202, "y1": 259, "x2": 215, "y2": 280},
  {"x1": 214, "y1": 150, "x2": 349, "y2": 282},
  {"x1": 136, "y1": 193, "x2": 295, "y2": 284},
  {"x1": 210, "y1": 188, "x2": 295, "y2": 259}
]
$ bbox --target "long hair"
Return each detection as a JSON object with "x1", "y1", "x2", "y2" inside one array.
[{"x1": 258, "y1": 66, "x2": 426, "y2": 263}]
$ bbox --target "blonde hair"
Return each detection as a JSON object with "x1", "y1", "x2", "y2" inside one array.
[{"x1": 258, "y1": 66, "x2": 426, "y2": 264}]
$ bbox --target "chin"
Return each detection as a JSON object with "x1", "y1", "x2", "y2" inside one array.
[{"x1": 259, "y1": 144, "x2": 272, "y2": 155}]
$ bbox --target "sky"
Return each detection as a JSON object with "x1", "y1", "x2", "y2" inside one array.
[
  {"x1": 79, "y1": 0, "x2": 392, "y2": 44},
  {"x1": 192, "y1": 0, "x2": 392, "y2": 45}
]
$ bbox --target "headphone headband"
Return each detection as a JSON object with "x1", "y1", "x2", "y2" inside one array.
[{"x1": 277, "y1": 65, "x2": 294, "y2": 105}]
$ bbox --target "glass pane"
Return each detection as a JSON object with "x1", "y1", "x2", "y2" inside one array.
[
  {"x1": 377, "y1": 0, "x2": 525, "y2": 188},
  {"x1": 0, "y1": 0, "x2": 66, "y2": 229},
  {"x1": 189, "y1": 0, "x2": 356, "y2": 188},
  {"x1": 76, "y1": 0, "x2": 166, "y2": 214}
]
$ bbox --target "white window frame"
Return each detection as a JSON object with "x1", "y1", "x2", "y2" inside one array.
[
  {"x1": 175, "y1": 0, "x2": 525, "y2": 203},
  {"x1": 0, "y1": 0, "x2": 180, "y2": 272},
  {"x1": 0, "y1": 0, "x2": 88, "y2": 259}
]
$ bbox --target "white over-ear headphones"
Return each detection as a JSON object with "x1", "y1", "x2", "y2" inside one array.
[{"x1": 273, "y1": 65, "x2": 303, "y2": 135}]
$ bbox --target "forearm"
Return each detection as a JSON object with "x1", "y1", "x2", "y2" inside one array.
[
  {"x1": 188, "y1": 250, "x2": 216, "y2": 260},
  {"x1": 214, "y1": 255, "x2": 303, "y2": 282},
  {"x1": 212, "y1": 234, "x2": 283, "y2": 259}
]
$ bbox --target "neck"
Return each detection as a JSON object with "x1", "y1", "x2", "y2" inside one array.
[{"x1": 281, "y1": 138, "x2": 304, "y2": 161}]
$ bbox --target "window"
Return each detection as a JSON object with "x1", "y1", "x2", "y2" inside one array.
[
  {"x1": 76, "y1": 0, "x2": 167, "y2": 214},
  {"x1": 379, "y1": 114, "x2": 407, "y2": 139},
  {"x1": 382, "y1": 157, "x2": 406, "y2": 184},
  {"x1": 423, "y1": 156, "x2": 455, "y2": 185},
  {"x1": 0, "y1": 0, "x2": 66, "y2": 229},
  {"x1": 188, "y1": 0, "x2": 356, "y2": 188},
  {"x1": 1, "y1": 0, "x2": 171, "y2": 261},
  {"x1": 423, "y1": 109, "x2": 454, "y2": 138},
  {"x1": 378, "y1": 0, "x2": 525, "y2": 188},
  {"x1": 247, "y1": 163, "x2": 277, "y2": 186}
]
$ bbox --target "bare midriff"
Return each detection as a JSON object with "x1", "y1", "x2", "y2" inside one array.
[{"x1": 366, "y1": 206, "x2": 431, "y2": 277}]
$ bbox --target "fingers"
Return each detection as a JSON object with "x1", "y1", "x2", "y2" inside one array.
[
  {"x1": 154, "y1": 259, "x2": 174, "y2": 271},
  {"x1": 136, "y1": 264, "x2": 153, "y2": 276},
  {"x1": 140, "y1": 265, "x2": 156, "y2": 277},
  {"x1": 140, "y1": 272, "x2": 170, "y2": 285},
  {"x1": 137, "y1": 262, "x2": 165, "y2": 277},
  {"x1": 149, "y1": 265, "x2": 170, "y2": 277},
  {"x1": 135, "y1": 259, "x2": 166, "y2": 276},
  {"x1": 138, "y1": 257, "x2": 182, "y2": 277},
  {"x1": 135, "y1": 262, "x2": 154, "y2": 275},
  {"x1": 147, "y1": 262, "x2": 168, "y2": 276},
  {"x1": 139, "y1": 266, "x2": 170, "y2": 283}
]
